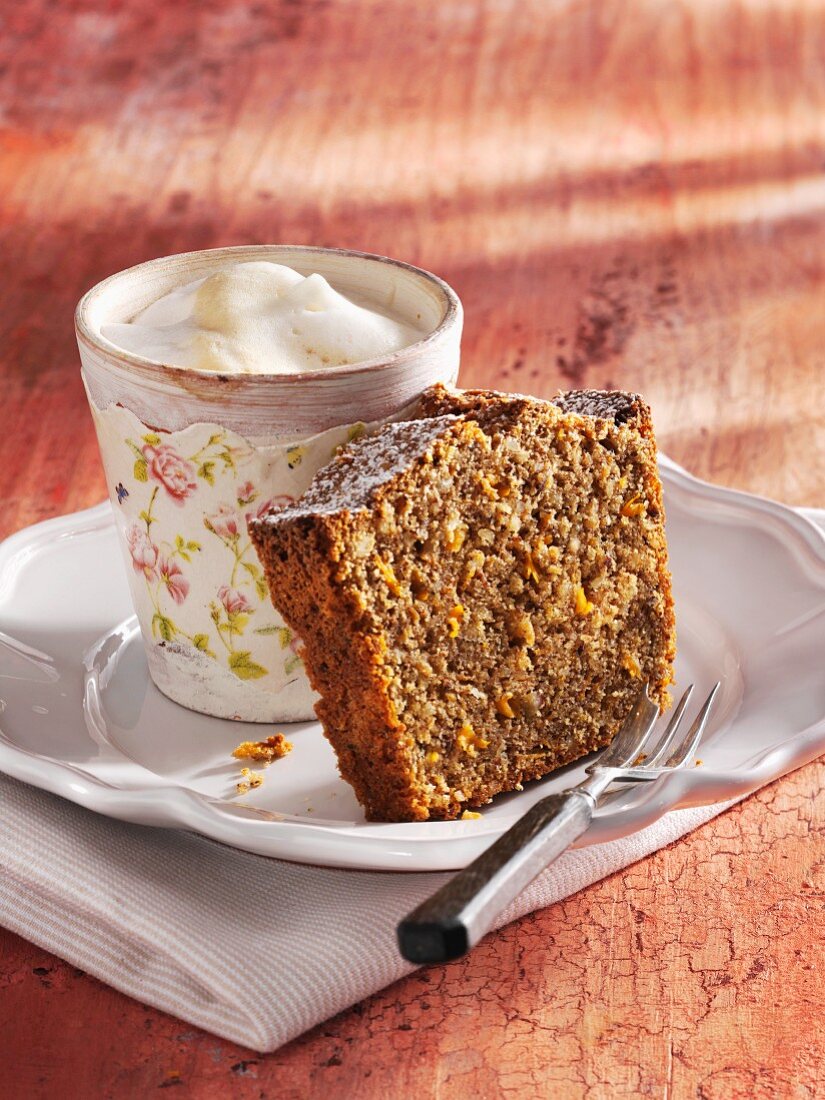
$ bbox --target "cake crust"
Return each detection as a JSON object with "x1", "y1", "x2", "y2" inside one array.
[{"x1": 250, "y1": 384, "x2": 676, "y2": 822}]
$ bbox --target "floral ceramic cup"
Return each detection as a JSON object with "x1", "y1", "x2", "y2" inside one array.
[{"x1": 76, "y1": 245, "x2": 462, "y2": 721}]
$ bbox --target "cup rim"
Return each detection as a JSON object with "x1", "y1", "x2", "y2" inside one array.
[{"x1": 75, "y1": 244, "x2": 461, "y2": 384}]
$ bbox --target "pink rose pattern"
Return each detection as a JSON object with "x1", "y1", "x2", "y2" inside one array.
[
  {"x1": 120, "y1": 428, "x2": 306, "y2": 681},
  {"x1": 127, "y1": 523, "x2": 158, "y2": 577},
  {"x1": 142, "y1": 443, "x2": 197, "y2": 503}
]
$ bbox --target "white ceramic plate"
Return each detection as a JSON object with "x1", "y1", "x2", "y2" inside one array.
[{"x1": 1, "y1": 459, "x2": 823, "y2": 870}]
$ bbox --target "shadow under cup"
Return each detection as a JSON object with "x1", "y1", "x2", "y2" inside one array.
[{"x1": 75, "y1": 245, "x2": 463, "y2": 722}]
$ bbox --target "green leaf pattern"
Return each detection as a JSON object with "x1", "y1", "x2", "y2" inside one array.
[
  {"x1": 104, "y1": 413, "x2": 361, "y2": 691},
  {"x1": 117, "y1": 426, "x2": 307, "y2": 683}
]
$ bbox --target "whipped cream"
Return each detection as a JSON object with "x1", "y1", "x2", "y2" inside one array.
[{"x1": 101, "y1": 261, "x2": 424, "y2": 375}]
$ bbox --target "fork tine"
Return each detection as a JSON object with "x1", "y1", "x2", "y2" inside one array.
[
  {"x1": 642, "y1": 684, "x2": 695, "y2": 768},
  {"x1": 664, "y1": 682, "x2": 721, "y2": 768},
  {"x1": 599, "y1": 683, "x2": 660, "y2": 767}
]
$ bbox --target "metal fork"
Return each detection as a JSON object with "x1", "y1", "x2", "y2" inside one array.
[{"x1": 397, "y1": 681, "x2": 719, "y2": 964}]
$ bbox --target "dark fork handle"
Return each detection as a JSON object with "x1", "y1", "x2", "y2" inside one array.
[{"x1": 397, "y1": 790, "x2": 594, "y2": 964}]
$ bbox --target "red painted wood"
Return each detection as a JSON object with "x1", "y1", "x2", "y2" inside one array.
[{"x1": 1, "y1": 1, "x2": 823, "y2": 1095}]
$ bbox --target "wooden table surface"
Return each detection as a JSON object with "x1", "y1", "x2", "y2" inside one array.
[{"x1": 1, "y1": 1, "x2": 824, "y2": 1097}]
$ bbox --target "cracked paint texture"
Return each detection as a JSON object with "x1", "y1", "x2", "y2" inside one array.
[
  {"x1": 1, "y1": 770, "x2": 822, "y2": 1098},
  {"x1": 2, "y1": 0, "x2": 825, "y2": 1095}
]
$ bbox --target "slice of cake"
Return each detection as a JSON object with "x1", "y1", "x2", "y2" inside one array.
[{"x1": 249, "y1": 385, "x2": 676, "y2": 822}]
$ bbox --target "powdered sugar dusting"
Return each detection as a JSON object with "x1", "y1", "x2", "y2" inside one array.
[
  {"x1": 252, "y1": 384, "x2": 644, "y2": 530},
  {"x1": 256, "y1": 415, "x2": 459, "y2": 522}
]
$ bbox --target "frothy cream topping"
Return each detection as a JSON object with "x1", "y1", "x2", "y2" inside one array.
[{"x1": 101, "y1": 261, "x2": 424, "y2": 375}]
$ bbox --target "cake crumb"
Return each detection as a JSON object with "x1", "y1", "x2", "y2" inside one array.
[
  {"x1": 694, "y1": 758, "x2": 703, "y2": 767},
  {"x1": 461, "y1": 810, "x2": 482, "y2": 820},
  {"x1": 236, "y1": 767, "x2": 264, "y2": 795},
  {"x1": 232, "y1": 734, "x2": 293, "y2": 763}
]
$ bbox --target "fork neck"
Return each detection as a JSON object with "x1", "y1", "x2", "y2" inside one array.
[{"x1": 578, "y1": 770, "x2": 617, "y2": 804}]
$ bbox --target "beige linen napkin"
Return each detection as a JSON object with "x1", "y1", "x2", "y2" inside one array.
[
  {"x1": 0, "y1": 775, "x2": 736, "y2": 1051},
  {"x1": 0, "y1": 505, "x2": 821, "y2": 1052}
]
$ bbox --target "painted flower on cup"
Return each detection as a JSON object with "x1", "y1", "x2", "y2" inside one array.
[
  {"x1": 206, "y1": 494, "x2": 294, "y2": 543},
  {"x1": 118, "y1": 423, "x2": 322, "y2": 683},
  {"x1": 158, "y1": 554, "x2": 190, "y2": 605},
  {"x1": 244, "y1": 494, "x2": 294, "y2": 524},
  {"x1": 142, "y1": 443, "x2": 198, "y2": 504},
  {"x1": 206, "y1": 502, "x2": 241, "y2": 540},
  {"x1": 218, "y1": 585, "x2": 253, "y2": 615},
  {"x1": 126, "y1": 522, "x2": 158, "y2": 578},
  {"x1": 236, "y1": 480, "x2": 257, "y2": 506}
]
